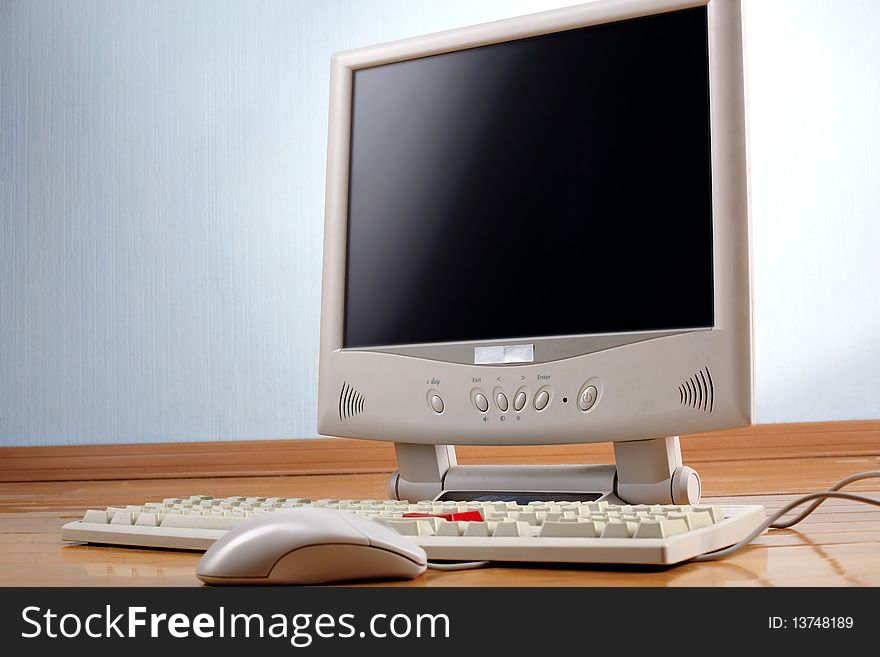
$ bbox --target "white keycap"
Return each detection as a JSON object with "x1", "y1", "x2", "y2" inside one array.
[
  {"x1": 110, "y1": 511, "x2": 134, "y2": 525},
  {"x1": 693, "y1": 506, "x2": 725, "y2": 524},
  {"x1": 160, "y1": 514, "x2": 246, "y2": 530},
  {"x1": 666, "y1": 512, "x2": 696, "y2": 530},
  {"x1": 106, "y1": 507, "x2": 126, "y2": 521},
  {"x1": 601, "y1": 521, "x2": 638, "y2": 538},
  {"x1": 82, "y1": 509, "x2": 110, "y2": 524},
  {"x1": 492, "y1": 521, "x2": 531, "y2": 537},
  {"x1": 515, "y1": 511, "x2": 540, "y2": 526},
  {"x1": 377, "y1": 519, "x2": 435, "y2": 536},
  {"x1": 463, "y1": 522, "x2": 492, "y2": 537},
  {"x1": 435, "y1": 521, "x2": 466, "y2": 537},
  {"x1": 134, "y1": 512, "x2": 159, "y2": 527},
  {"x1": 633, "y1": 517, "x2": 690, "y2": 538},
  {"x1": 407, "y1": 516, "x2": 444, "y2": 531},
  {"x1": 539, "y1": 521, "x2": 602, "y2": 538},
  {"x1": 682, "y1": 511, "x2": 712, "y2": 529}
]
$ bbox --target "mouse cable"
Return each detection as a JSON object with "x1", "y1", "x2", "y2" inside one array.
[
  {"x1": 693, "y1": 470, "x2": 880, "y2": 561},
  {"x1": 767, "y1": 470, "x2": 880, "y2": 528}
]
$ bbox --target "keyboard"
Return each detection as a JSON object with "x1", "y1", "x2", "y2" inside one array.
[{"x1": 62, "y1": 495, "x2": 766, "y2": 565}]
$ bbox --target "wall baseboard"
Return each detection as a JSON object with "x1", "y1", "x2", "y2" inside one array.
[{"x1": 1, "y1": 420, "x2": 878, "y2": 483}]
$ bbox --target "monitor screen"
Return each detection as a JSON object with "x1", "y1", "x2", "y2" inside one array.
[{"x1": 343, "y1": 6, "x2": 713, "y2": 349}]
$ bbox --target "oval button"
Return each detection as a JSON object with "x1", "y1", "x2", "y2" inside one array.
[
  {"x1": 534, "y1": 389, "x2": 550, "y2": 411},
  {"x1": 578, "y1": 385, "x2": 598, "y2": 411},
  {"x1": 496, "y1": 392, "x2": 509, "y2": 412},
  {"x1": 474, "y1": 393, "x2": 489, "y2": 413},
  {"x1": 430, "y1": 394, "x2": 444, "y2": 414},
  {"x1": 514, "y1": 391, "x2": 527, "y2": 412}
]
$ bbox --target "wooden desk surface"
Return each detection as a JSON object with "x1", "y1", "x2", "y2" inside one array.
[{"x1": 1, "y1": 421, "x2": 879, "y2": 586}]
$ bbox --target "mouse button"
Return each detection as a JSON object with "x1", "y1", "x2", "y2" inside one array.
[
  {"x1": 337, "y1": 513, "x2": 428, "y2": 566},
  {"x1": 198, "y1": 522, "x2": 297, "y2": 579},
  {"x1": 257, "y1": 507, "x2": 372, "y2": 547},
  {"x1": 271, "y1": 544, "x2": 427, "y2": 585},
  {"x1": 364, "y1": 533, "x2": 427, "y2": 567}
]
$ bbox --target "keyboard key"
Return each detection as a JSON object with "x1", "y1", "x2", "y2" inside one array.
[
  {"x1": 666, "y1": 512, "x2": 695, "y2": 530},
  {"x1": 402, "y1": 510, "x2": 484, "y2": 522},
  {"x1": 134, "y1": 512, "x2": 160, "y2": 527},
  {"x1": 160, "y1": 514, "x2": 246, "y2": 530},
  {"x1": 514, "y1": 511, "x2": 540, "y2": 526},
  {"x1": 463, "y1": 522, "x2": 492, "y2": 537},
  {"x1": 539, "y1": 521, "x2": 602, "y2": 538},
  {"x1": 81, "y1": 509, "x2": 109, "y2": 524},
  {"x1": 693, "y1": 506, "x2": 725, "y2": 524},
  {"x1": 435, "y1": 521, "x2": 466, "y2": 537},
  {"x1": 633, "y1": 517, "x2": 690, "y2": 538},
  {"x1": 376, "y1": 519, "x2": 435, "y2": 536},
  {"x1": 110, "y1": 511, "x2": 134, "y2": 525},
  {"x1": 601, "y1": 521, "x2": 637, "y2": 538},
  {"x1": 105, "y1": 507, "x2": 126, "y2": 520},
  {"x1": 492, "y1": 521, "x2": 531, "y2": 538}
]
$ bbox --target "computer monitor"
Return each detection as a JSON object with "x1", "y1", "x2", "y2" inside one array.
[{"x1": 317, "y1": 0, "x2": 751, "y2": 505}]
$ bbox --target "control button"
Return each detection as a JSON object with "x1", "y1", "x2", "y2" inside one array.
[
  {"x1": 474, "y1": 393, "x2": 489, "y2": 413},
  {"x1": 430, "y1": 394, "x2": 444, "y2": 414},
  {"x1": 578, "y1": 386, "x2": 598, "y2": 412},
  {"x1": 534, "y1": 389, "x2": 550, "y2": 411},
  {"x1": 514, "y1": 390, "x2": 527, "y2": 412},
  {"x1": 496, "y1": 392, "x2": 509, "y2": 412}
]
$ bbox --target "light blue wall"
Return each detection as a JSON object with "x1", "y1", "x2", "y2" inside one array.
[
  {"x1": 747, "y1": 0, "x2": 880, "y2": 424},
  {"x1": 1, "y1": 0, "x2": 879, "y2": 446}
]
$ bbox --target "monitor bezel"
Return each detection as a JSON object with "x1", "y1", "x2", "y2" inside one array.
[{"x1": 318, "y1": 0, "x2": 752, "y2": 445}]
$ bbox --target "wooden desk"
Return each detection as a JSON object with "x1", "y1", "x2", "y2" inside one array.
[{"x1": 1, "y1": 421, "x2": 878, "y2": 586}]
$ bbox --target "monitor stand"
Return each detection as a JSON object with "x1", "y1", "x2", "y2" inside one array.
[{"x1": 388, "y1": 437, "x2": 702, "y2": 505}]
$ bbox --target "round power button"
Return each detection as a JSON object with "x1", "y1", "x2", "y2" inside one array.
[{"x1": 578, "y1": 386, "x2": 598, "y2": 412}]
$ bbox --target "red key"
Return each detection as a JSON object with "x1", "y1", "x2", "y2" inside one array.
[{"x1": 402, "y1": 511, "x2": 484, "y2": 522}]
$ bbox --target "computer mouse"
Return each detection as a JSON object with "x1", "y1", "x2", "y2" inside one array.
[{"x1": 196, "y1": 506, "x2": 427, "y2": 585}]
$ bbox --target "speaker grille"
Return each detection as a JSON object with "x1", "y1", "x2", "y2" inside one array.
[
  {"x1": 678, "y1": 367, "x2": 714, "y2": 413},
  {"x1": 338, "y1": 382, "x2": 365, "y2": 421}
]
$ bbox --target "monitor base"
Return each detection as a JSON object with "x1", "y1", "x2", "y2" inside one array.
[{"x1": 388, "y1": 437, "x2": 702, "y2": 505}]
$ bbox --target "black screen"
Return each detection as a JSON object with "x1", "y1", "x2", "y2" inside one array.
[{"x1": 344, "y1": 7, "x2": 713, "y2": 349}]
